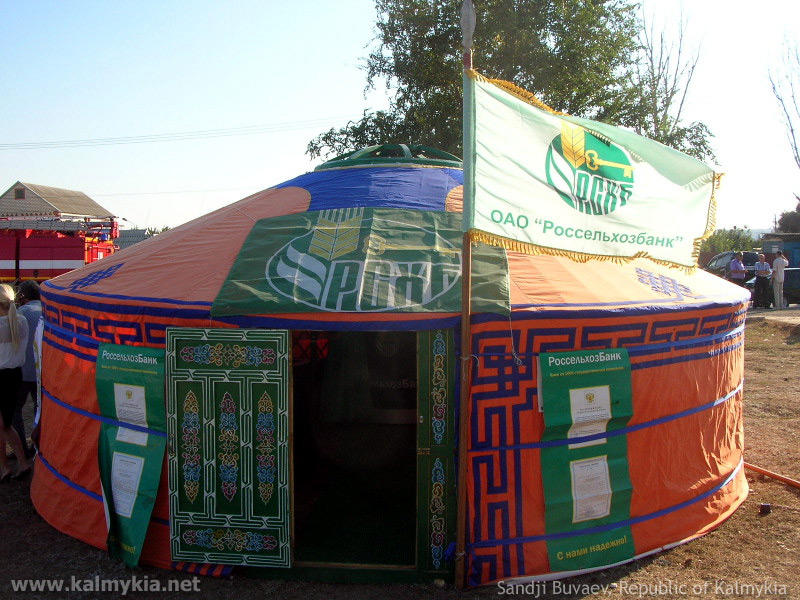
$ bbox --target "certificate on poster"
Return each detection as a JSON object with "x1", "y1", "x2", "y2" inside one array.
[
  {"x1": 567, "y1": 385, "x2": 611, "y2": 449},
  {"x1": 111, "y1": 452, "x2": 145, "y2": 518},
  {"x1": 570, "y1": 455, "x2": 612, "y2": 523},
  {"x1": 114, "y1": 384, "x2": 148, "y2": 446}
]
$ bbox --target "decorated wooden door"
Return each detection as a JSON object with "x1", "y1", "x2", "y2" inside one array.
[{"x1": 166, "y1": 328, "x2": 290, "y2": 567}]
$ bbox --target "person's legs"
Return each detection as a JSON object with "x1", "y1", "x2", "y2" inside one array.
[
  {"x1": 0, "y1": 426, "x2": 10, "y2": 479},
  {"x1": 11, "y1": 393, "x2": 27, "y2": 457},
  {"x1": 773, "y1": 280, "x2": 782, "y2": 308}
]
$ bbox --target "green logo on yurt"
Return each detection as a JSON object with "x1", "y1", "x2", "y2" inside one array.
[
  {"x1": 545, "y1": 122, "x2": 634, "y2": 215},
  {"x1": 265, "y1": 208, "x2": 461, "y2": 312}
]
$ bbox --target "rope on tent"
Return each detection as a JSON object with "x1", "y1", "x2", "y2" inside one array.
[{"x1": 744, "y1": 462, "x2": 800, "y2": 489}]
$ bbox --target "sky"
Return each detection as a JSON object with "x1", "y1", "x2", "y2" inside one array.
[{"x1": 1, "y1": 0, "x2": 799, "y2": 232}]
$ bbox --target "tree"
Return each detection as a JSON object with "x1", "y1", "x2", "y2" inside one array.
[
  {"x1": 777, "y1": 201, "x2": 800, "y2": 233},
  {"x1": 308, "y1": 0, "x2": 642, "y2": 158},
  {"x1": 770, "y1": 43, "x2": 800, "y2": 192},
  {"x1": 145, "y1": 225, "x2": 171, "y2": 236},
  {"x1": 625, "y1": 16, "x2": 715, "y2": 162},
  {"x1": 699, "y1": 227, "x2": 756, "y2": 260},
  {"x1": 308, "y1": 0, "x2": 715, "y2": 162}
]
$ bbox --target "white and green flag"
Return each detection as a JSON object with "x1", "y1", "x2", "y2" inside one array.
[{"x1": 462, "y1": 71, "x2": 721, "y2": 268}]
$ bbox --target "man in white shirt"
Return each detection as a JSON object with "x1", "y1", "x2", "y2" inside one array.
[{"x1": 772, "y1": 251, "x2": 789, "y2": 309}]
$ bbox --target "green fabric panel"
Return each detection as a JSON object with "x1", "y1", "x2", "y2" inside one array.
[
  {"x1": 416, "y1": 330, "x2": 457, "y2": 574},
  {"x1": 562, "y1": 114, "x2": 711, "y2": 187},
  {"x1": 167, "y1": 328, "x2": 291, "y2": 567},
  {"x1": 96, "y1": 344, "x2": 167, "y2": 567},
  {"x1": 211, "y1": 208, "x2": 509, "y2": 316},
  {"x1": 538, "y1": 349, "x2": 635, "y2": 572},
  {"x1": 471, "y1": 242, "x2": 510, "y2": 315}
]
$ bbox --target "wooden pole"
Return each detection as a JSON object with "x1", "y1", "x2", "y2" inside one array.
[
  {"x1": 455, "y1": 230, "x2": 473, "y2": 589},
  {"x1": 456, "y1": 3, "x2": 475, "y2": 586},
  {"x1": 745, "y1": 462, "x2": 800, "y2": 489}
]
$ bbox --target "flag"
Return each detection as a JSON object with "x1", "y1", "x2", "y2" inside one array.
[{"x1": 462, "y1": 70, "x2": 721, "y2": 268}]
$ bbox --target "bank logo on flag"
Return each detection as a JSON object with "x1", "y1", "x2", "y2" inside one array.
[
  {"x1": 546, "y1": 122, "x2": 634, "y2": 216},
  {"x1": 463, "y1": 70, "x2": 722, "y2": 268}
]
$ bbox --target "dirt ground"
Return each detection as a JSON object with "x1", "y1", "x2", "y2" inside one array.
[{"x1": 1, "y1": 317, "x2": 798, "y2": 599}]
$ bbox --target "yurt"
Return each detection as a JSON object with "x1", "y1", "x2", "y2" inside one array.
[{"x1": 30, "y1": 145, "x2": 749, "y2": 586}]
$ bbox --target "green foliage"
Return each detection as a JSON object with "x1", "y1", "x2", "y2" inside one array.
[
  {"x1": 778, "y1": 201, "x2": 800, "y2": 233},
  {"x1": 307, "y1": 0, "x2": 715, "y2": 162},
  {"x1": 308, "y1": 0, "x2": 642, "y2": 158},
  {"x1": 623, "y1": 17, "x2": 715, "y2": 162},
  {"x1": 699, "y1": 228, "x2": 756, "y2": 257},
  {"x1": 145, "y1": 225, "x2": 171, "y2": 236}
]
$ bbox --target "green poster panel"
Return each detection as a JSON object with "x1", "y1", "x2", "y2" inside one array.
[
  {"x1": 167, "y1": 328, "x2": 290, "y2": 567},
  {"x1": 417, "y1": 330, "x2": 457, "y2": 574},
  {"x1": 538, "y1": 349, "x2": 635, "y2": 572},
  {"x1": 210, "y1": 208, "x2": 510, "y2": 317},
  {"x1": 96, "y1": 344, "x2": 167, "y2": 567}
]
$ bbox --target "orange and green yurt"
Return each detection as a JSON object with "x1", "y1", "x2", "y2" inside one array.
[{"x1": 30, "y1": 145, "x2": 749, "y2": 586}]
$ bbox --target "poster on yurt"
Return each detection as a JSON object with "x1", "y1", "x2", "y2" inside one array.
[
  {"x1": 463, "y1": 71, "x2": 719, "y2": 268},
  {"x1": 96, "y1": 344, "x2": 167, "y2": 567},
  {"x1": 537, "y1": 348, "x2": 635, "y2": 572}
]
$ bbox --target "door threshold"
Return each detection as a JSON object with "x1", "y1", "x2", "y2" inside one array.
[{"x1": 293, "y1": 560, "x2": 416, "y2": 571}]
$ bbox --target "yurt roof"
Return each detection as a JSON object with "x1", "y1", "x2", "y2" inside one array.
[{"x1": 45, "y1": 147, "x2": 748, "y2": 320}]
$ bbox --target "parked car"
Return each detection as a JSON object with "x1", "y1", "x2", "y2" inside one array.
[
  {"x1": 704, "y1": 250, "x2": 759, "y2": 279},
  {"x1": 744, "y1": 268, "x2": 800, "y2": 308}
]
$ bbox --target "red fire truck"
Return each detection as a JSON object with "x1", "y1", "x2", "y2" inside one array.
[{"x1": 0, "y1": 182, "x2": 118, "y2": 283}]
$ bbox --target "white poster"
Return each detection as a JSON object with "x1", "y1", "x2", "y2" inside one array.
[
  {"x1": 570, "y1": 455, "x2": 612, "y2": 523},
  {"x1": 111, "y1": 452, "x2": 145, "y2": 518},
  {"x1": 114, "y1": 383, "x2": 148, "y2": 446},
  {"x1": 567, "y1": 385, "x2": 611, "y2": 449}
]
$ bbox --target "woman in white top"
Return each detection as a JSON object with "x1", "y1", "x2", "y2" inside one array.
[{"x1": 0, "y1": 284, "x2": 31, "y2": 480}]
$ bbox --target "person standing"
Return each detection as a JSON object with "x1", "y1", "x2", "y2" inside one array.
[
  {"x1": 772, "y1": 250, "x2": 789, "y2": 309},
  {"x1": 0, "y1": 284, "x2": 32, "y2": 480},
  {"x1": 753, "y1": 254, "x2": 772, "y2": 308},
  {"x1": 14, "y1": 281, "x2": 42, "y2": 458},
  {"x1": 728, "y1": 252, "x2": 747, "y2": 286}
]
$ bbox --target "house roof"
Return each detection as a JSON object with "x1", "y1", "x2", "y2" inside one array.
[
  {"x1": 761, "y1": 232, "x2": 800, "y2": 242},
  {"x1": 116, "y1": 228, "x2": 151, "y2": 249},
  {"x1": 0, "y1": 181, "x2": 115, "y2": 218}
]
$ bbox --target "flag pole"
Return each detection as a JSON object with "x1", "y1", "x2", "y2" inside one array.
[{"x1": 456, "y1": 0, "x2": 475, "y2": 589}]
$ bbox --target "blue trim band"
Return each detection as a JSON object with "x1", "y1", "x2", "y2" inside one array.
[
  {"x1": 44, "y1": 335, "x2": 97, "y2": 363},
  {"x1": 480, "y1": 383, "x2": 742, "y2": 452},
  {"x1": 41, "y1": 287, "x2": 212, "y2": 320},
  {"x1": 37, "y1": 453, "x2": 103, "y2": 502},
  {"x1": 509, "y1": 298, "x2": 745, "y2": 311},
  {"x1": 474, "y1": 303, "x2": 744, "y2": 324},
  {"x1": 45, "y1": 321, "x2": 101, "y2": 349},
  {"x1": 214, "y1": 314, "x2": 461, "y2": 331},
  {"x1": 43, "y1": 388, "x2": 167, "y2": 438},
  {"x1": 468, "y1": 459, "x2": 743, "y2": 549},
  {"x1": 43, "y1": 280, "x2": 213, "y2": 307},
  {"x1": 38, "y1": 453, "x2": 170, "y2": 528},
  {"x1": 474, "y1": 325, "x2": 743, "y2": 361}
]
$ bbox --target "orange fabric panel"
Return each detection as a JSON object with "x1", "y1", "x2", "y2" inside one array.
[
  {"x1": 465, "y1": 300, "x2": 746, "y2": 584},
  {"x1": 140, "y1": 521, "x2": 173, "y2": 569},
  {"x1": 445, "y1": 185, "x2": 464, "y2": 212},
  {"x1": 505, "y1": 253, "x2": 749, "y2": 309},
  {"x1": 39, "y1": 336, "x2": 103, "y2": 496},
  {"x1": 30, "y1": 459, "x2": 107, "y2": 550},
  {"x1": 47, "y1": 186, "x2": 311, "y2": 303}
]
